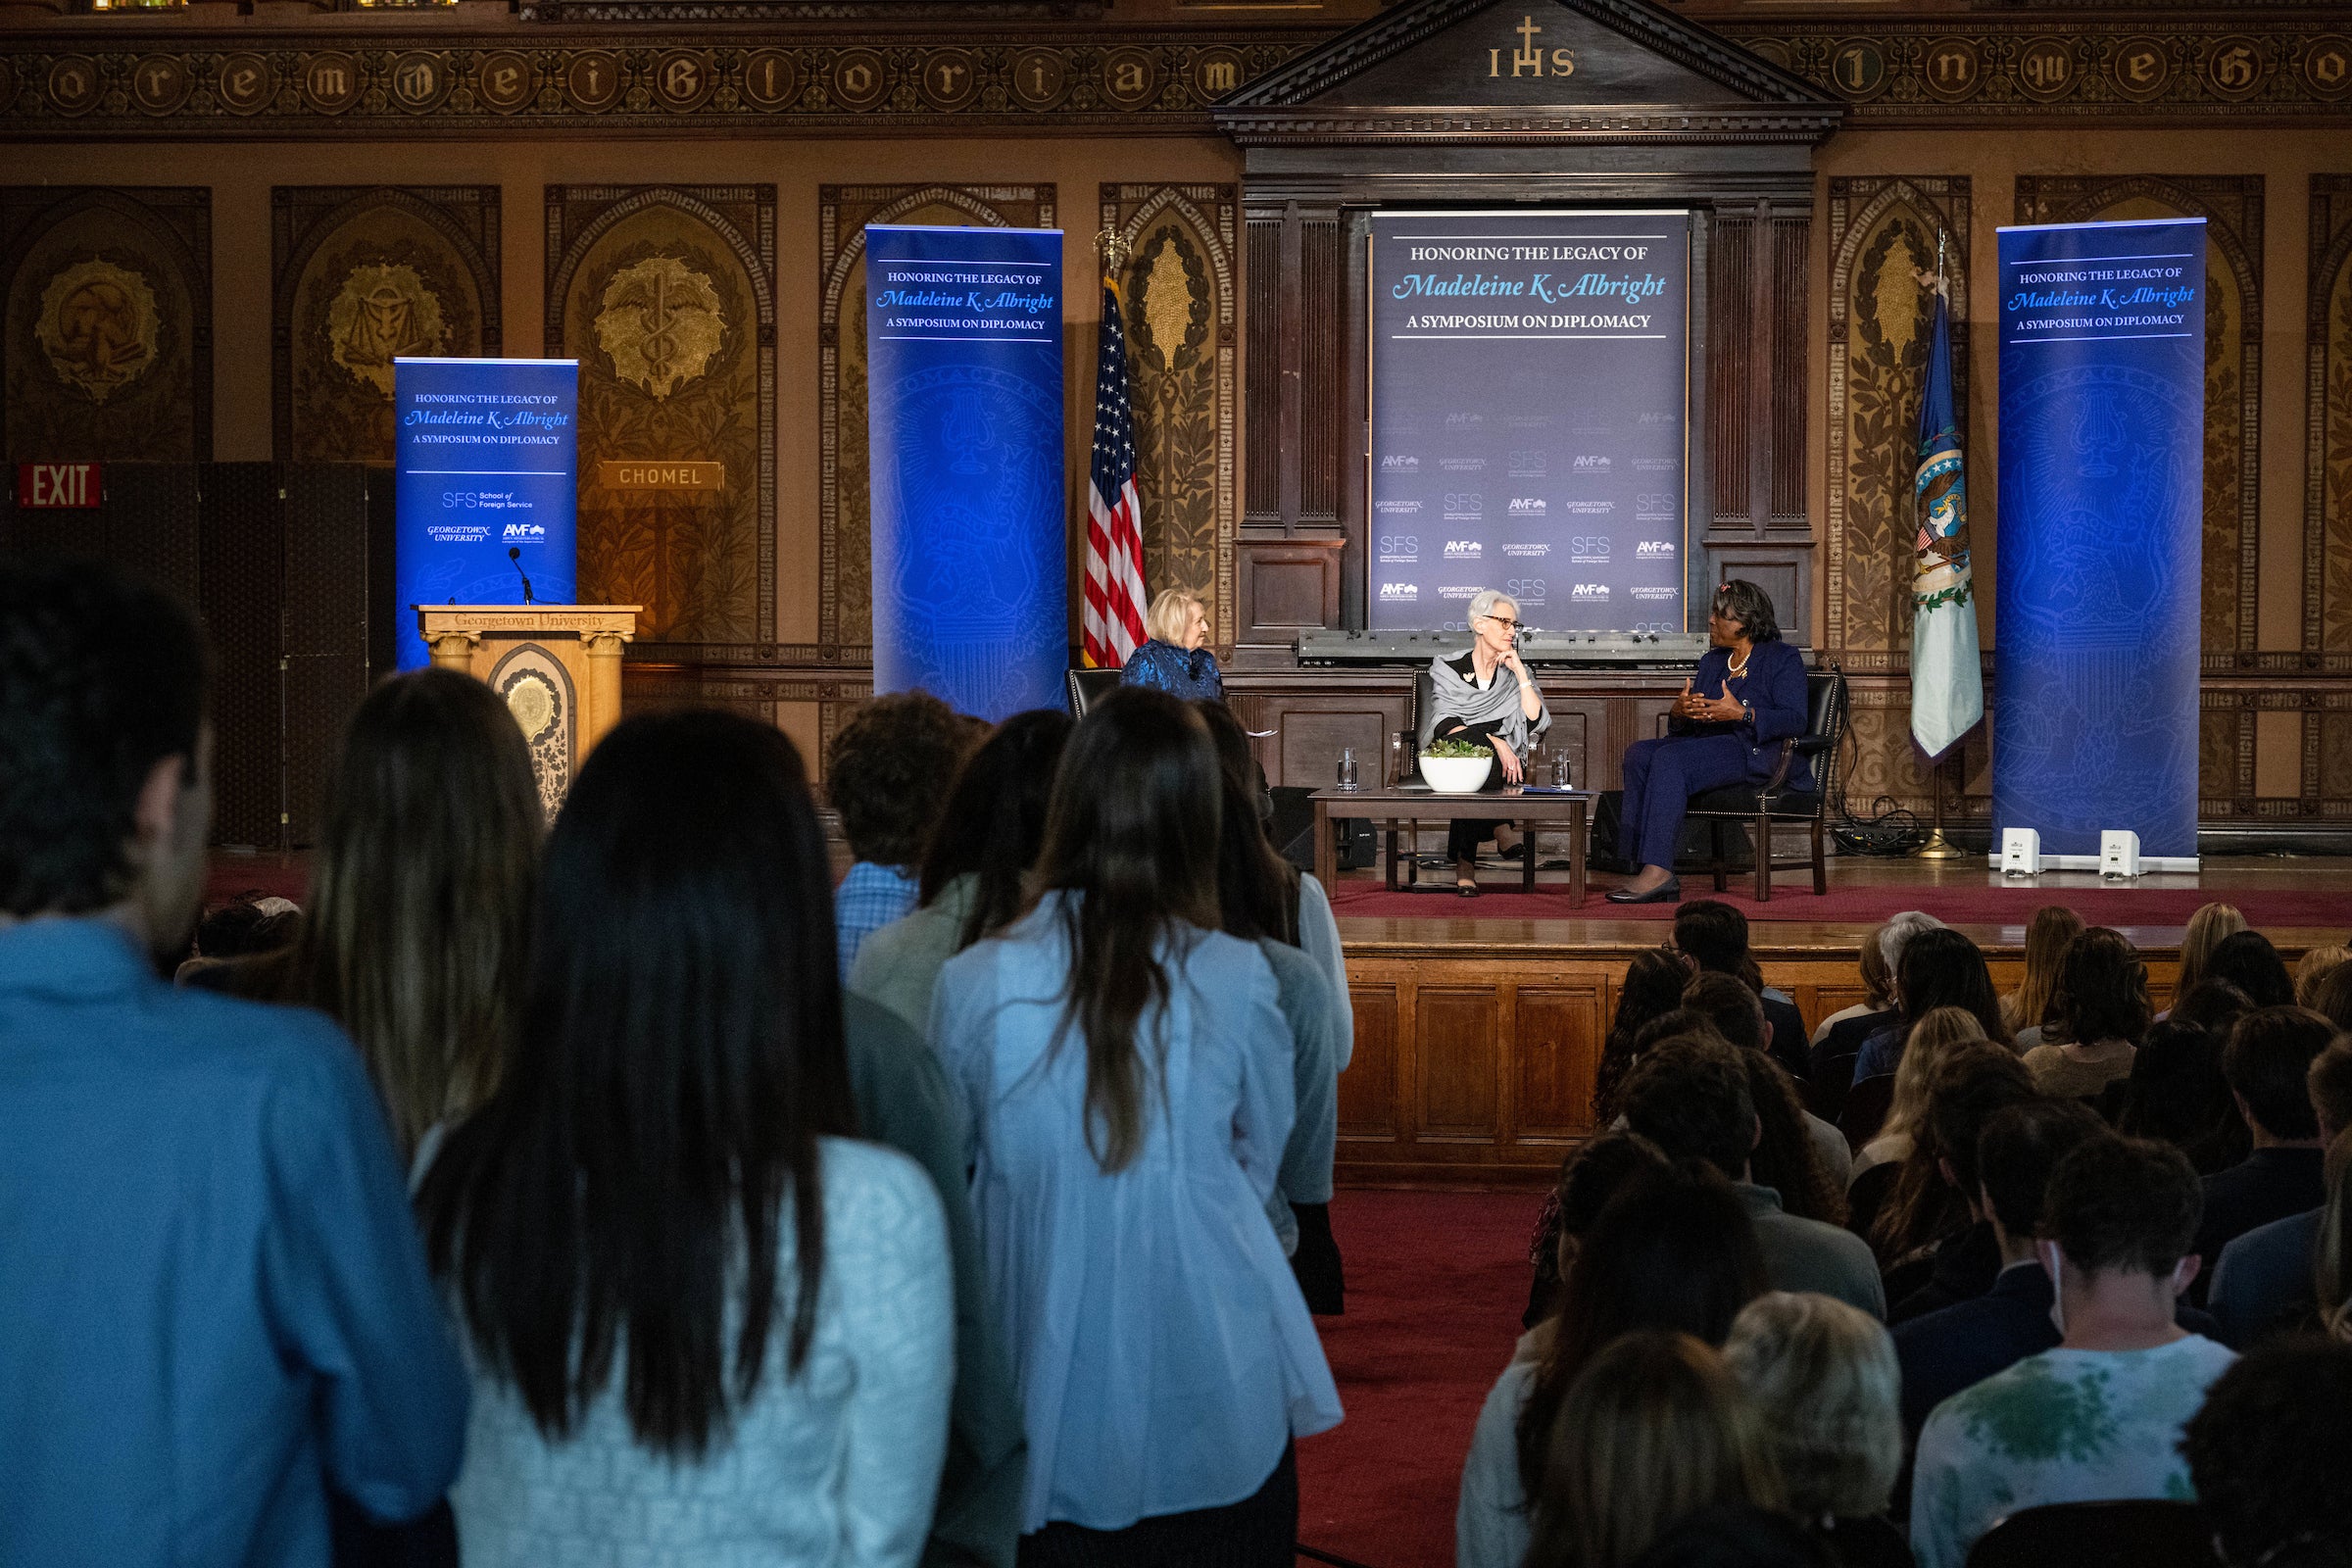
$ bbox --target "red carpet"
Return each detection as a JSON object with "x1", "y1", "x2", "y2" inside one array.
[
  {"x1": 1328, "y1": 879, "x2": 2352, "y2": 932},
  {"x1": 1297, "y1": 1189, "x2": 1537, "y2": 1568}
]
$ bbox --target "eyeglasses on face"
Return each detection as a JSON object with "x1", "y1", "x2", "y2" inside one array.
[{"x1": 1483, "y1": 614, "x2": 1519, "y2": 630}]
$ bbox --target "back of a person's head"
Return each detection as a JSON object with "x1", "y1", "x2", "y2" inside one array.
[
  {"x1": 0, "y1": 557, "x2": 209, "y2": 927},
  {"x1": 915, "y1": 708, "x2": 1072, "y2": 946},
  {"x1": 2313, "y1": 1133, "x2": 2352, "y2": 1328},
  {"x1": 2225, "y1": 1006, "x2": 2336, "y2": 1141},
  {"x1": 2209, "y1": 929, "x2": 2296, "y2": 1010},
  {"x1": 2311, "y1": 1040, "x2": 2352, "y2": 1142},
  {"x1": 1556, "y1": 1132, "x2": 1673, "y2": 1245},
  {"x1": 1617, "y1": 950, "x2": 1698, "y2": 1044},
  {"x1": 1878, "y1": 1004, "x2": 1993, "y2": 1151},
  {"x1": 2043, "y1": 1133, "x2": 2201, "y2": 1282},
  {"x1": 1685, "y1": 971, "x2": 1768, "y2": 1055},
  {"x1": 2181, "y1": 1338, "x2": 2352, "y2": 1568},
  {"x1": 1194, "y1": 699, "x2": 1298, "y2": 945},
  {"x1": 2175, "y1": 977, "x2": 2258, "y2": 1038},
  {"x1": 1922, "y1": 1042, "x2": 2038, "y2": 1200},
  {"x1": 1876, "y1": 909, "x2": 1944, "y2": 977},
  {"x1": 2050, "y1": 926, "x2": 2152, "y2": 1046},
  {"x1": 1977, "y1": 1098, "x2": 2108, "y2": 1240},
  {"x1": 1742, "y1": 1052, "x2": 1843, "y2": 1225},
  {"x1": 1721, "y1": 1292, "x2": 1900, "y2": 1521},
  {"x1": 2318, "y1": 963, "x2": 2352, "y2": 1035},
  {"x1": 1633, "y1": 1009, "x2": 1730, "y2": 1058},
  {"x1": 1623, "y1": 1036, "x2": 1757, "y2": 1179},
  {"x1": 823, "y1": 688, "x2": 969, "y2": 866},
  {"x1": 1896, "y1": 926, "x2": 2007, "y2": 1043},
  {"x1": 297, "y1": 667, "x2": 542, "y2": 1154},
  {"x1": 2297, "y1": 948, "x2": 2352, "y2": 1011},
  {"x1": 1527, "y1": 1332, "x2": 1782, "y2": 1568},
  {"x1": 2016, "y1": 905, "x2": 2086, "y2": 1027},
  {"x1": 2178, "y1": 902, "x2": 2249, "y2": 996},
  {"x1": 1675, "y1": 900, "x2": 1750, "y2": 976},
  {"x1": 196, "y1": 892, "x2": 301, "y2": 960},
  {"x1": 1857, "y1": 921, "x2": 1894, "y2": 1008},
  {"x1": 419, "y1": 707, "x2": 854, "y2": 1458},
  {"x1": 1629, "y1": 1503, "x2": 1837, "y2": 1568}
]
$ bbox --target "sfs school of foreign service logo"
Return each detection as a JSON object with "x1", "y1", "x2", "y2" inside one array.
[
  {"x1": 1377, "y1": 535, "x2": 1420, "y2": 563},
  {"x1": 1571, "y1": 535, "x2": 1611, "y2": 564},
  {"x1": 1506, "y1": 577, "x2": 1548, "y2": 606}
]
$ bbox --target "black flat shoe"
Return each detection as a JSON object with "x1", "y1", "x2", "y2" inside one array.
[
  {"x1": 1606, "y1": 878, "x2": 1682, "y2": 905},
  {"x1": 1494, "y1": 843, "x2": 1531, "y2": 863},
  {"x1": 1456, "y1": 881, "x2": 1481, "y2": 898}
]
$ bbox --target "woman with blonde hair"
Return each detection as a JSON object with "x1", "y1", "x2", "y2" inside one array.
[
  {"x1": 1523, "y1": 1332, "x2": 1782, "y2": 1568},
  {"x1": 1118, "y1": 585, "x2": 1223, "y2": 701},
  {"x1": 2296, "y1": 947, "x2": 2352, "y2": 1011},
  {"x1": 1851, "y1": 1005, "x2": 1988, "y2": 1183},
  {"x1": 1723, "y1": 1293, "x2": 1906, "y2": 1565},
  {"x1": 2001, "y1": 905, "x2": 2082, "y2": 1041},
  {"x1": 2168, "y1": 902, "x2": 2249, "y2": 1020}
]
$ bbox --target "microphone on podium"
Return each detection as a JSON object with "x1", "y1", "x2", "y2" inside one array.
[{"x1": 507, "y1": 546, "x2": 537, "y2": 606}]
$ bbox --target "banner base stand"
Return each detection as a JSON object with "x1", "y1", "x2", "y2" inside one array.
[{"x1": 1984, "y1": 854, "x2": 2202, "y2": 874}]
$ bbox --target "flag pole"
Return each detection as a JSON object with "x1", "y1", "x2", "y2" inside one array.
[{"x1": 1914, "y1": 229, "x2": 1965, "y2": 860}]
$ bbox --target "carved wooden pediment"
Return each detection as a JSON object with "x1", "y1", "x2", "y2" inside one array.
[{"x1": 1214, "y1": 0, "x2": 1840, "y2": 144}]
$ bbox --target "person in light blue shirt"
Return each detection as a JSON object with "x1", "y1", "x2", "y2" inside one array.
[
  {"x1": 930, "y1": 689, "x2": 1342, "y2": 1553},
  {"x1": 826, "y1": 690, "x2": 971, "y2": 980},
  {"x1": 0, "y1": 558, "x2": 468, "y2": 1568}
]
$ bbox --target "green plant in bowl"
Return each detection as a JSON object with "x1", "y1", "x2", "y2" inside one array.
[{"x1": 1423, "y1": 737, "x2": 1492, "y2": 759}]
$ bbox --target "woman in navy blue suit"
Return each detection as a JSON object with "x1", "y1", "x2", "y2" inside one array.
[{"x1": 1608, "y1": 579, "x2": 1810, "y2": 905}]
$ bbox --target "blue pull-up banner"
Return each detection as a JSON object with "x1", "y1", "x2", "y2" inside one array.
[
  {"x1": 865, "y1": 224, "x2": 1066, "y2": 721},
  {"x1": 392, "y1": 357, "x2": 578, "y2": 669},
  {"x1": 1993, "y1": 219, "x2": 2205, "y2": 859}
]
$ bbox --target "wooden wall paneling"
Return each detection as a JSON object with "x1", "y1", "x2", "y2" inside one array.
[
  {"x1": 2308, "y1": 174, "x2": 2352, "y2": 824},
  {"x1": 271, "y1": 185, "x2": 500, "y2": 464},
  {"x1": 1340, "y1": 981, "x2": 1401, "y2": 1141},
  {"x1": 1701, "y1": 197, "x2": 1814, "y2": 634},
  {"x1": 1414, "y1": 983, "x2": 1501, "y2": 1141},
  {"x1": 1244, "y1": 212, "x2": 1281, "y2": 528},
  {"x1": 1237, "y1": 535, "x2": 1343, "y2": 646},
  {"x1": 1709, "y1": 208, "x2": 1754, "y2": 526},
  {"x1": 1513, "y1": 981, "x2": 1604, "y2": 1144},
  {"x1": 1270, "y1": 696, "x2": 1396, "y2": 790}
]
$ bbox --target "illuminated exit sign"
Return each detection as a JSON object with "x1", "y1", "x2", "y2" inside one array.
[{"x1": 16, "y1": 463, "x2": 100, "y2": 509}]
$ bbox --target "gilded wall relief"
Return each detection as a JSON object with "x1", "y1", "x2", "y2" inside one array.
[
  {"x1": 272, "y1": 186, "x2": 499, "y2": 464},
  {"x1": 816, "y1": 183, "x2": 1054, "y2": 659},
  {"x1": 1102, "y1": 182, "x2": 1238, "y2": 655},
  {"x1": 548, "y1": 184, "x2": 775, "y2": 654},
  {"x1": 1, "y1": 186, "x2": 208, "y2": 461}
]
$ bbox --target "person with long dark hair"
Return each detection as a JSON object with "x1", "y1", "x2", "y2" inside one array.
[
  {"x1": 2206, "y1": 930, "x2": 2298, "y2": 1010},
  {"x1": 852, "y1": 708, "x2": 1074, "y2": 1036},
  {"x1": 1592, "y1": 949, "x2": 1692, "y2": 1126},
  {"x1": 2023, "y1": 928, "x2": 2151, "y2": 1100},
  {"x1": 420, "y1": 710, "x2": 956, "y2": 1564},
  {"x1": 930, "y1": 687, "x2": 1342, "y2": 1563},
  {"x1": 1851, "y1": 926, "x2": 2012, "y2": 1082}
]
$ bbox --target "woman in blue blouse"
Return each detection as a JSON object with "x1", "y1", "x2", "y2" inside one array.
[
  {"x1": 1118, "y1": 587, "x2": 1224, "y2": 702},
  {"x1": 1609, "y1": 580, "x2": 1811, "y2": 906}
]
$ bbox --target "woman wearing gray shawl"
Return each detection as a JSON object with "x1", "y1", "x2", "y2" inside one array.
[{"x1": 1422, "y1": 588, "x2": 1551, "y2": 896}]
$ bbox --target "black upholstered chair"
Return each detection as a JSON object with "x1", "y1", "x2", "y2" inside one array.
[
  {"x1": 1966, "y1": 1500, "x2": 2219, "y2": 1568},
  {"x1": 1684, "y1": 668, "x2": 1847, "y2": 902},
  {"x1": 1064, "y1": 665, "x2": 1123, "y2": 718}
]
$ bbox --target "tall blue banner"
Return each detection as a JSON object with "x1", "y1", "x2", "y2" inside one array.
[
  {"x1": 865, "y1": 225, "x2": 1066, "y2": 720},
  {"x1": 1369, "y1": 211, "x2": 1690, "y2": 634},
  {"x1": 1995, "y1": 219, "x2": 2205, "y2": 858},
  {"x1": 392, "y1": 357, "x2": 578, "y2": 669}
]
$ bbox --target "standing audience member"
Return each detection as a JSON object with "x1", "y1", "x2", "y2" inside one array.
[
  {"x1": 1675, "y1": 900, "x2": 1810, "y2": 1082},
  {"x1": 1522, "y1": 1333, "x2": 1784, "y2": 1568},
  {"x1": 2208, "y1": 1036, "x2": 2352, "y2": 1346},
  {"x1": 0, "y1": 559, "x2": 467, "y2": 1565},
  {"x1": 1622, "y1": 1036, "x2": 1886, "y2": 1317},
  {"x1": 1684, "y1": 969, "x2": 1852, "y2": 1197},
  {"x1": 1722, "y1": 1294, "x2": 1910, "y2": 1568},
  {"x1": 2206, "y1": 929, "x2": 2298, "y2": 1010},
  {"x1": 1849, "y1": 1006, "x2": 1987, "y2": 1186},
  {"x1": 277, "y1": 668, "x2": 542, "y2": 1158},
  {"x1": 1521, "y1": 1132, "x2": 1674, "y2": 1332},
  {"x1": 1852, "y1": 928, "x2": 2008, "y2": 1083},
  {"x1": 826, "y1": 690, "x2": 972, "y2": 980},
  {"x1": 2181, "y1": 1339, "x2": 2352, "y2": 1568},
  {"x1": 929, "y1": 689, "x2": 1341, "y2": 1562},
  {"x1": 1998, "y1": 905, "x2": 2082, "y2": 1038},
  {"x1": 2298, "y1": 946, "x2": 2352, "y2": 1010},
  {"x1": 1594, "y1": 948, "x2": 1694, "y2": 1124},
  {"x1": 851, "y1": 709, "x2": 1073, "y2": 1036},
  {"x1": 2170, "y1": 902, "x2": 2249, "y2": 1018},
  {"x1": 2191, "y1": 1006, "x2": 2335, "y2": 1304},
  {"x1": 1811, "y1": 912, "x2": 1943, "y2": 1119},
  {"x1": 1463, "y1": 1164, "x2": 1764, "y2": 1568},
  {"x1": 420, "y1": 710, "x2": 955, "y2": 1566},
  {"x1": 2021, "y1": 928, "x2": 2149, "y2": 1100},
  {"x1": 1909, "y1": 1136, "x2": 2235, "y2": 1568},
  {"x1": 2115, "y1": 1019, "x2": 2252, "y2": 1175},
  {"x1": 1859, "y1": 1043, "x2": 2035, "y2": 1307}
]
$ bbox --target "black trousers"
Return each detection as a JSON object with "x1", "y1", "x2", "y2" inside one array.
[
  {"x1": 1015, "y1": 1444, "x2": 1298, "y2": 1568},
  {"x1": 1431, "y1": 716, "x2": 1510, "y2": 862}
]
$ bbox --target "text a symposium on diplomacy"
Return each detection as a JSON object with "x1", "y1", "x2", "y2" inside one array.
[{"x1": 1390, "y1": 243, "x2": 1671, "y2": 337}]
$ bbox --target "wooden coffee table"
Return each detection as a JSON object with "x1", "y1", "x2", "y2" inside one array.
[{"x1": 1309, "y1": 784, "x2": 1592, "y2": 906}]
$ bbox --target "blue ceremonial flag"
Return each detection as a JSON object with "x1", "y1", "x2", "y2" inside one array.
[{"x1": 1909, "y1": 266, "x2": 1983, "y2": 760}]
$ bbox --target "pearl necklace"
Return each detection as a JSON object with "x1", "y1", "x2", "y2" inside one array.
[{"x1": 1726, "y1": 646, "x2": 1751, "y2": 679}]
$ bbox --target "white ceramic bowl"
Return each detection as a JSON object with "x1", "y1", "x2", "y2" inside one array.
[{"x1": 1420, "y1": 753, "x2": 1494, "y2": 795}]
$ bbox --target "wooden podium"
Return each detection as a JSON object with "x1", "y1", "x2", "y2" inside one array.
[{"x1": 415, "y1": 604, "x2": 639, "y2": 813}]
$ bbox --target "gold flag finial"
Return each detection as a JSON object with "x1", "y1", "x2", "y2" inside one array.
[{"x1": 1096, "y1": 225, "x2": 1131, "y2": 281}]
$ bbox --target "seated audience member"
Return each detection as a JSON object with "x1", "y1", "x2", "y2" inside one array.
[
  {"x1": 1523, "y1": 1333, "x2": 1785, "y2": 1568},
  {"x1": 1861, "y1": 1044, "x2": 2036, "y2": 1314},
  {"x1": 174, "y1": 890, "x2": 302, "y2": 986},
  {"x1": 1909, "y1": 1136, "x2": 2235, "y2": 1568},
  {"x1": 1813, "y1": 922, "x2": 1895, "y2": 1049},
  {"x1": 1852, "y1": 927, "x2": 2009, "y2": 1083},
  {"x1": 2191, "y1": 1006, "x2": 2336, "y2": 1304},
  {"x1": 1462, "y1": 1163, "x2": 1763, "y2": 1568},
  {"x1": 2180, "y1": 1338, "x2": 2352, "y2": 1568},
  {"x1": 2317, "y1": 962, "x2": 2352, "y2": 1034},
  {"x1": 2171, "y1": 902, "x2": 2249, "y2": 1014},
  {"x1": 1623, "y1": 1036, "x2": 1886, "y2": 1317},
  {"x1": 2297, "y1": 946, "x2": 2352, "y2": 1011},
  {"x1": 2207, "y1": 928, "x2": 2298, "y2": 1010},
  {"x1": 1686, "y1": 970, "x2": 1852, "y2": 1197},
  {"x1": 1523, "y1": 1132, "x2": 1675, "y2": 1331},
  {"x1": 0, "y1": 559, "x2": 467, "y2": 1563},
  {"x1": 1851, "y1": 1006, "x2": 1986, "y2": 1184},
  {"x1": 2021, "y1": 928, "x2": 2149, "y2": 1100},
  {"x1": 1632, "y1": 1504, "x2": 1839, "y2": 1568},
  {"x1": 929, "y1": 690, "x2": 1341, "y2": 1556},
  {"x1": 851, "y1": 709, "x2": 1071, "y2": 1036},
  {"x1": 2209, "y1": 1037, "x2": 2352, "y2": 1347},
  {"x1": 2116, "y1": 1019, "x2": 2252, "y2": 1175},
  {"x1": 1119, "y1": 585, "x2": 1224, "y2": 703},
  {"x1": 420, "y1": 710, "x2": 955, "y2": 1564},
  {"x1": 1744, "y1": 1048, "x2": 1850, "y2": 1226},
  {"x1": 1596, "y1": 948, "x2": 1702, "y2": 1125},
  {"x1": 1999, "y1": 904, "x2": 2083, "y2": 1039},
  {"x1": 825, "y1": 689, "x2": 972, "y2": 980},
  {"x1": 1891, "y1": 1098, "x2": 2108, "y2": 1440},
  {"x1": 1676, "y1": 899, "x2": 1811, "y2": 1082},
  {"x1": 1723, "y1": 1293, "x2": 1910, "y2": 1568},
  {"x1": 2173, "y1": 976, "x2": 2258, "y2": 1039},
  {"x1": 1812, "y1": 913, "x2": 1943, "y2": 1118}
]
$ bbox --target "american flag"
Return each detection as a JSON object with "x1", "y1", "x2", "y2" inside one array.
[{"x1": 1082, "y1": 281, "x2": 1149, "y2": 668}]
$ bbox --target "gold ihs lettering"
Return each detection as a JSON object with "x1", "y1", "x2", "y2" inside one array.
[{"x1": 1488, "y1": 18, "x2": 1575, "y2": 78}]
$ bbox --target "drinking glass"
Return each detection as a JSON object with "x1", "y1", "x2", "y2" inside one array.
[
  {"x1": 1551, "y1": 750, "x2": 1571, "y2": 789},
  {"x1": 1337, "y1": 748, "x2": 1361, "y2": 792}
]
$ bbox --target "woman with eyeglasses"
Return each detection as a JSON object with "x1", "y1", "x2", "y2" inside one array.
[
  {"x1": 1421, "y1": 588, "x2": 1552, "y2": 897},
  {"x1": 1608, "y1": 580, "x2": 1809, "y2": 906}
]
